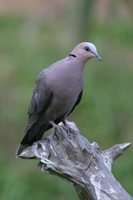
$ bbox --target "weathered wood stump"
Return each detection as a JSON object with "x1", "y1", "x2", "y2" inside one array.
[{"x1": 17, "y1": 121, "x2": 133, "y2": 200}]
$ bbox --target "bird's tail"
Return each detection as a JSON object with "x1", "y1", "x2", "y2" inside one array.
[
  {"x1": 16, "y1": 123, "x2": 52, "y2": 158},
  {"x1": 16, "y1": 144, "x2": 29, "y2": 158}
]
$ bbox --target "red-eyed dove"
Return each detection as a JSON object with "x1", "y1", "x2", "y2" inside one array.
[{"x1": 17, "y1": 42, "x2": 101, "y2": 156}]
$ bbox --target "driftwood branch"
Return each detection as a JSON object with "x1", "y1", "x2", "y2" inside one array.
[{"x1": 18, "y1": 121, "x2": 133, "y2": 200}]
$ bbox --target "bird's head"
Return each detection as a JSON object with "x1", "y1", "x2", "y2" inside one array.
[{"x1": 70, "y1": 42, "x2": 102, "y2": 63}]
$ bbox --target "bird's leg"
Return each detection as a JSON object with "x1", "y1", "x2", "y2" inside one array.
[
  {"x1": 62, "y1": 119, "x2": 73, "y2": 133},
  {"x1": 62, "y1": 119, "x2": 68, "y2": 127},
  {"x1": 50, "y1": 120, "x2": 58, "y2": 129},
  {"x1": 50, "y1": 120, "x2": 60, "y2": 138},
  {"x1": 62, "y1": 118, "x2": 73, "y2": 133}
]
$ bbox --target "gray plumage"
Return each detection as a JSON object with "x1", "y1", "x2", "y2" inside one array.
[{"x1": 17, "y1": 42, "x2": 101, "y2": 156}]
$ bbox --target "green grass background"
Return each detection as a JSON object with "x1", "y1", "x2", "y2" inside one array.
[{"x1": 0, "y1": 13, "x2": 133, "y2": 199}]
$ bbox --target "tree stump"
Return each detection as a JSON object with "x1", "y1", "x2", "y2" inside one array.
[{"x1": 17, "y1": 121, "x2": 133, "y2": 200}]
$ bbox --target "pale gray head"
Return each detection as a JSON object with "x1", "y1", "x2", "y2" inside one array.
[{"x1": 70, "y1": 42, "x2": 102, "y2": 63}]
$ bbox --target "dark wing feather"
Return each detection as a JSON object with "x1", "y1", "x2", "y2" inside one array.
[
  {"x1": 68, "y1": 90, "x2": 83, "y2": 115},
  {"x1": 26, "y1": 72, "x2": 53, "y2": 132},
  {"x1": 25, "y1": 113, "x2": 39, "y2": 132}
]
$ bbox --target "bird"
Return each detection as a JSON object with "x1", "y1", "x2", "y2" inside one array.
[{"x1": 17, "y1": 42, "x2": 101, "y2": 156}]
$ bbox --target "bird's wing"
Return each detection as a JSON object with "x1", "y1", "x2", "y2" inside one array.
[
  {"x1": 26, "y1": 71, "x2": 53, "y2": 132},
  {"x1": 68, "y1": 90, "x2": 83, "y2": 115}
]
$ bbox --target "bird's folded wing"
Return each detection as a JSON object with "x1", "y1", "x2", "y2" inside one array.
[
  {"x1": 69, "y1": 90, "x2": 83, "y2": 115},
  {"x1": 26, "y1": 72, "x2": 53, "y2": 132}
]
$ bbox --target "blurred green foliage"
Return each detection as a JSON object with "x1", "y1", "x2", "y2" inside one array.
[{"x1": 0, "y1": 12, "x2": 133, "y2": 200}]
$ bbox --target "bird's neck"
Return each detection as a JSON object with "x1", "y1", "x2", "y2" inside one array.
[
  {"x1": 69, "y1": 53, "x2": 77, "y2": 58},
  {"x1": 68, "y1": 53, "x2": 89, "y2": 65}
]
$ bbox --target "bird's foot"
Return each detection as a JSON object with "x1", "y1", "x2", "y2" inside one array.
[
  {"x1": 50, "y1": 120, "x2": 58, "y2": 129},
  {"x1": 62, "y1": 119, "x2": 68, "y2": 127},
  {"x1": 50, "y1": 121, "x2": 61, "y2": 139},
  {"x1": 62, "y1": 119, "x2": 74, "y2": 133}
]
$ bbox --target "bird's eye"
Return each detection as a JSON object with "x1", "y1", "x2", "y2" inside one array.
[{"x1": 84, "y1": 46, "x2": 90, "y2": 51}]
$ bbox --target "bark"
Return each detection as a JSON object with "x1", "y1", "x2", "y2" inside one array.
[{"x1": 17, "y1": 121, "x2": 133, "y2": 200}]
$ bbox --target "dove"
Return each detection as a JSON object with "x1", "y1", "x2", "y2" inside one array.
[{"x1": 17, "y1": 42, "x2": 101, "y2": 156}]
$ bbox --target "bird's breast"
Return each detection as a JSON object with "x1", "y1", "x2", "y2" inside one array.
[
  {"x1": 44, "y1": 60, "x2": 84, "y2": 120},
  {"x1": 51, "y1": 74, "x2": 83, "y2": 114}
]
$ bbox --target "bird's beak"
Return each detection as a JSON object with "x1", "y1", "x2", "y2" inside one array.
[{"x1": 95, "y1": 54, "x2": 102, "y2": 62}]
